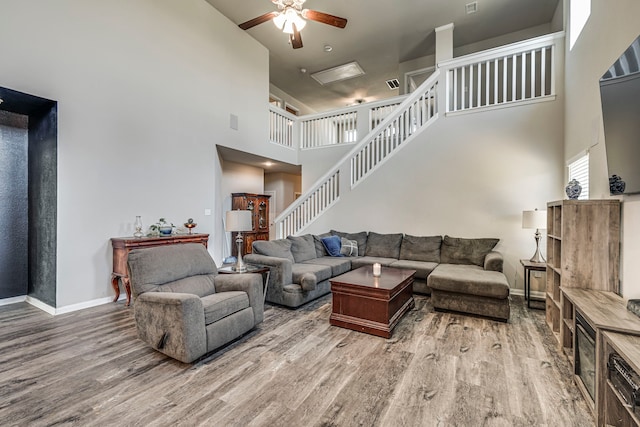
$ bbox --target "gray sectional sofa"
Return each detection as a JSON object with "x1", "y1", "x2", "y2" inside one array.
[{"x1": 243, "y1": 231, "x2": 511, "y2": 321}]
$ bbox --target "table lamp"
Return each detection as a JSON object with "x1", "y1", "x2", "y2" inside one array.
[
  {"x1": 522, "y1": 208, "x2": 547, "y2": 263},
  {"x1": 225, "y1": 210, "x2": 253, "y2": 272}
]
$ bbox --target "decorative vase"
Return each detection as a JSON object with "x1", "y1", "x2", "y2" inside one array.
[
  {"x1": 158, "y1": 225, "x2": 173, "y2": 236},
  {"x1": 609, "y1": 175, "x2": 626, "y2": 195},
  {"x1": 133, "y1": 216, "x2": 143, "y2": 238},
  {"x1": 565, "y1": 179, "x2": 582, "y2": 199}
]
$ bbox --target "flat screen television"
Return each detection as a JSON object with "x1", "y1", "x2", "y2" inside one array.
[{"x1": 600, "y1": 35, "x2": 640, "y2": 195}]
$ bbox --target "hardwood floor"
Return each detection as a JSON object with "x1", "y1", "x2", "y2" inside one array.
[{"x1": 0, "y1": 295, "x2": 593, "y2": 426}]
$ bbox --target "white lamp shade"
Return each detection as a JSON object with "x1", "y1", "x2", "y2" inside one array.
[
  {"x1": 225, "y1": 210, "x2": 252, "y2": 232},
  {"x1": 522, "y1": 209, "x2": 547, "y2": 230}
]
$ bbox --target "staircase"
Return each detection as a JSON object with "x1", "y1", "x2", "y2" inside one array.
[{"x1": 271, "y1": 32, "x2": 564, "y2": 238}]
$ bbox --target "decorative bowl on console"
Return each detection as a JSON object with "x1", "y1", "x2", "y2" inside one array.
[
  {"x1": 184, "y1": 218, "x2": 197, "y2": 234},
  {"x1": 148, "y1": 217, "x2": 174, "y2": 236}
]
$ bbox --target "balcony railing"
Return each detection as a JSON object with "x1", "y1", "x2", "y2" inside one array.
[
  {"x1": 269, "y1": 105, "x2": 297, "y2": 148},
  {"x1": 443, "y1": 32, "x2": 562, "y2": 113},
  {"x1": 298, "y1": 96, "x2": 407, "y2": 150}
]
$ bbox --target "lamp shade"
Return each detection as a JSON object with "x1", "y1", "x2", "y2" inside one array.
[
  {"x1": 522, "y1": 209, "x2": 547, "y2": 230},
  {"x1": 225, "y1": 210, "x2": 252, "y2": 232}
]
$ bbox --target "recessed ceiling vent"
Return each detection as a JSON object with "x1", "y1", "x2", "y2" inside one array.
[
  {"x1": 310, "y1": 61, "x2": 365, "y2": 85},
  {"x1": 386, "y1": 78, "x2": 400, "y2": 90},
  {"x1": 466, "y1": 2, "x2": 478, "y2": 14}
]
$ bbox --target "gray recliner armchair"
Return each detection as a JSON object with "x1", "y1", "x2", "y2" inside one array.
[{"x1": 127, "y1": 243, "x2": 264, "y2": 363}]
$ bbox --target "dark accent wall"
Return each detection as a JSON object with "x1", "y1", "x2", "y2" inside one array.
[
  {"x1": 0, "y1": 86, "x2": 57, "y2": 307},
  {"x1": 28, "y1": 106, "x2": 57, "y2": 307},
  {"x1": 0, "y1": 111, "x2": 29, "y2": 299}
]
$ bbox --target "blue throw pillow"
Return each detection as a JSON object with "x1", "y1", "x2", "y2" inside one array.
[{"x1": 321, "y1": 235, "x2": 344, "y2": 257}]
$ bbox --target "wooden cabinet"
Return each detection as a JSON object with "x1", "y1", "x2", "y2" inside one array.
[
  {"x1": 602, "y1": 331, "x2": 640, "y2": 427},
  {"x1": 559, "y1": 289, "x2": 640, "y2": 425},
  {"x1": 231, "y1": 193, "x2": 271, "y2": 256},
  {"x1": 110, "y1": 233, "x2": 209, "y2": 306},
  {"x1": 546, "y1": 200, "x2": 621, "y2": 345}
]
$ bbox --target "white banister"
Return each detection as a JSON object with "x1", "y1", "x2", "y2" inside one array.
[
  {"x1": 298, "y1": 95, "x2": 406, "y2": 150},
  {"x1": 276, "y1": 170, "x2": 340, "y2": 238},
  {"x1": 268, "y1": 106, "x2": 297, "y2": 148},
  {"x1": 351, "y1": 75, "x2": 438, "y2": 188},
  {"x1": 442, "y1": 32, "x2": 563, "y2": 113}
]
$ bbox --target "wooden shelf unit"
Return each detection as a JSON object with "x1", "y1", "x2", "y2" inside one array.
[{"x1": 545, "y1": 199, "x2": 621, "y2": 348}]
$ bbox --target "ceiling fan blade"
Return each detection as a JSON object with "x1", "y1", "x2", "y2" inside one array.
[
  {"x1": 302, "y1": 10, "x2": 348, "y2": 28},
  {"x1": 239, "y1": 11, "x2": 279, "y2": 30},
  {"x1": 290, "y1": 24, "x2": 303, "y2": 49}
]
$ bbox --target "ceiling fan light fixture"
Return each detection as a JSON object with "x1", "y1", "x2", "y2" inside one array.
[
  {"x1": 272, "y1": 12, "x2": 286, "y2": 30},
  {"x1": 281, "y1": 8, "x2": 306, "y2": 34}
]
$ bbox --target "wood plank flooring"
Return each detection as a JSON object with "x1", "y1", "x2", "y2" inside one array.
[{"x1": 0, "y1": 295, "x2": 593, "y2": 426}]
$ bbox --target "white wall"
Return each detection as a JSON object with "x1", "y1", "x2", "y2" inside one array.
[
  {"x1": 264, "y1": 172, "x2": 301, "y2": 214},
  {"x1": 563, "y1": 0, "x2": 640, "y2": 299},
  {"x1": 303, "y1": 96, "x2": 565, "y2": 293},
  {"x1": 298, "y1": 144, "x2": 354, "y2": 192},
  {"x1": 0, "y1": 0, "x2": 270, "y2": 308}
]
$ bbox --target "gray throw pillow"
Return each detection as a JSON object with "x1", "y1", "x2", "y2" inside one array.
[
  {"x1": 365, "y1": 232, "x2": 403, "y2": 258},
  {"x1": 252, "y1": 239, "x2": 295, "y2": 263},
  {"x1": 399, "y1": 234, "x2": 442, "y2": 262},
  {"x1": 287, "y1": 234, "x2": 317, "y2": 263},
  {"x1": 340, "y1": 238, "x2": 359, "y2": 257},
  {"x1": 440, "y1": 235, "x2": 499, "y2": 267},
  {"x1": 331, "y1": 230, "x2": 368, "y2": 256}
]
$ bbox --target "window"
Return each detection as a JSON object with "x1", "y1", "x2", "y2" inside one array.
[
  {"x1": 569, "y1": 0, "x2": 591, "y2": 50},
  {"x1": 285, "y1": 103, "x2": 299, "y2": 116},
  {"x1": 568, "y1": 152, "x2": 589, "y2": 200},
  {"x1": 269, "y1": 95, "x2": 282, "y2": 108}
]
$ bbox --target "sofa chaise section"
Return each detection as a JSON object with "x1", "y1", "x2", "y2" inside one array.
[{"x1": 427, "y1": 236, "x2": 510, "y2": 321}]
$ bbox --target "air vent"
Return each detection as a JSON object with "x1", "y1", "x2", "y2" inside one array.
[
  {"x1": 466, "y1": 2, "x2": 478, "y2": 14},
  {"x1": 310, "y1": 61, "x2": 365, "y2": 85},
  {"x1": 386, "y1": 78, "x2": 400, "y2": 90}
]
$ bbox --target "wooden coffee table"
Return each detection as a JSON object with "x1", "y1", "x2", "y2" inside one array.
[{"x1": 330, "y1": 266, "x2": 416, "y2": 338}]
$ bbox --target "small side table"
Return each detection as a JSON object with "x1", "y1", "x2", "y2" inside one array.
[
  {"x1": 218, "y1": 264, "x2": 270, "y2": 303},
  {"x1": 520, "y1": 259, "x2": 546, "y2": 309}
]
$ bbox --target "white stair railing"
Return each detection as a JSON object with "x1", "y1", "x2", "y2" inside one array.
[
  {"x1": 275, "y1": 70, "x2": 440, "y2": 238},
  {"x1": 444, "y1": 32, "x2": 562, "y2": 113},
  {"x1": 278, "y1": 170, "x2": 340, "y2": 238},
  {"x1": 351, "y1": 80, "x2": 438, "y2": 187}
]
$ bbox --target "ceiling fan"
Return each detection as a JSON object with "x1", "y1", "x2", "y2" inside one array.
[{"x1": 239, "y1": 0, "x2": 348, "y2": 49}]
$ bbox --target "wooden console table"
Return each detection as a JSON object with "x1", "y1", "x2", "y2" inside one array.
[{"x1": 110, "y1": 233, "x2": 209, "y2": 306}]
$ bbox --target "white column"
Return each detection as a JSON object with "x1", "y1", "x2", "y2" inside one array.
[{"x1": 435, "y1": 23, "x2": 455, "y2": 65}]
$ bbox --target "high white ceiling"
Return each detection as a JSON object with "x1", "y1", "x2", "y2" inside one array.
[{"x1": 206, "y1": 0, "x2": 560, "y2": 112}]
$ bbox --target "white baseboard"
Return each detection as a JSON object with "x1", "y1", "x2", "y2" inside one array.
[
  {"x1": 1, "y1": 294, "x2": 126, "y2": 315},
  {"x1": 55, "y1": 295, "x2": 125, "y2": 315},
  {"x1": 0, "y1": 295, "x2": 27, "y2": 306},
  {"x1": 510, "y1": 288, "x2": 546, "y2": 300},
  {"x1": 25, "y1": 296, "x2": 56, "y2": 315}
]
